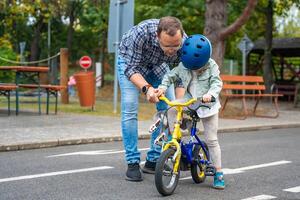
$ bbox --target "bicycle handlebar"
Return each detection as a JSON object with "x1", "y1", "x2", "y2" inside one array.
[
  {"x1": 159, "y1": 95, "x2": 216, "y2": 108},
  {"x1": 159, "y1": 96, "x2": 197, "y2": 107}
]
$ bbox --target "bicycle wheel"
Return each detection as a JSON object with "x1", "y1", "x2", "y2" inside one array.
[
  {"x1": 155, "y1": 148, "x2": 180, "y2": 196},
  {"x1": 191, "y1": 142, "x2": 209, "y2": 183}
]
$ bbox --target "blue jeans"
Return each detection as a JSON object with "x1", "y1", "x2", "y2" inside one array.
[{"x1": 117, "y1": 56, "x2": 175, "y2": 164}]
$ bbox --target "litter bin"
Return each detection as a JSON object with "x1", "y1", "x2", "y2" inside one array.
[{"x1": 74, "y1": 71, "x2": 95, "y2": 107}]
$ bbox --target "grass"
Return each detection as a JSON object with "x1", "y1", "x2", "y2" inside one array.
[{"x1": 0, "y1": 92, "x2": 157, "y2": 121}]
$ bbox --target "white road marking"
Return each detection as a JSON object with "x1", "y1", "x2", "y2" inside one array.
[
  {"x1": 283, "y1": 186, "x2": 300, "y2": 193},
  {"x1": 47, "y1": 148, "x2": 150, "y2": 158},
  {"x1": 241, "y1": 195, "x2": 277, "y2": 200},
  {"x1": 0, "y1": 166, "x2": 113, "y2": 183},
  {"x1": 179, "y1": 160, "x2": 291, "y2": 180},
  {"x1": 180, "y1": 176, "x2": 192, "y2": 180},
  {"x1": 223, "y1": 160, "x2": 291, "y2": 175}
]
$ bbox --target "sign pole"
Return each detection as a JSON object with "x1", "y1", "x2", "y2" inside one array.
[
  {"x1": 108, "y1": 0, "x2": 134, "y2": 113},
  {"x1": 242, "y1": 40, "x2": 247, "y2": 94},
  {"x1": 113, "y1": 1, "x2": 121, "y2": 114},
  {"x1": 237, "y1": 34, "x2": 254, "y2": 95}
]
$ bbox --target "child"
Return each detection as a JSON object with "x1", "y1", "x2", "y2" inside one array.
[
  {"x1": 68, "y1": 75, "x2": 76, "y2": 97},
  {"x1": 156, "y1": 34, "x2": 224, "y2": 189}
]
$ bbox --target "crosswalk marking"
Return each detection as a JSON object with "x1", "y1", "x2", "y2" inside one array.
[
  {"x1": 283, "y1": 186, "x2": 300, "y2": 193},
  {"x1": 241, "y1": 194, "x2": 277, "y2": 200},
  {"x1": 0, "y1": 166, "x2": 113, "y2": 183}
]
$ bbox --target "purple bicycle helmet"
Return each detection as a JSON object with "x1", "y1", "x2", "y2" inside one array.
[{"x1": 181, "y1": 34, "x2": 212, "y2": 70}]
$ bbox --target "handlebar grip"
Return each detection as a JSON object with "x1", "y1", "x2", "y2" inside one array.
[
  {"x1": 200, "y1": 96, "x2": 216, "y2": 103},
  {"x1": 211, "y1": 96, "x2": 216, "y2": 102}
]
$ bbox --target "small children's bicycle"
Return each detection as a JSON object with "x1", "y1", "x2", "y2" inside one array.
[{"x1": 153, "y1": 96, "x2": 216, "y2": 196}]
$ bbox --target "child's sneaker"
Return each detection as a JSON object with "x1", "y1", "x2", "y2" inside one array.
[{"x1": 213, "y1": 171, "x2": 225, "y2": 189}]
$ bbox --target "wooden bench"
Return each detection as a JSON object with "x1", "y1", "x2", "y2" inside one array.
[
  {"x1": 273, "y1": 84, "x2": 297, "y2": 101},
  {"x1": 220, "y1": 75, "x2": 283, "y2": 119},
  {"x1": 0, "y1": 84, "x2": 18, "y2": 115},
  {"x1": 19, "y1": 84, "x2": 66, "y2": 114}
]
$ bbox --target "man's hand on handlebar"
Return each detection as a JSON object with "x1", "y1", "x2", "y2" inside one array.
[
  {"x1": 147, "y1": 87, "x2": 160, "y2": 103},
  {"x1": 155, "y1": 88, "x2": 166, "y2": 98}
]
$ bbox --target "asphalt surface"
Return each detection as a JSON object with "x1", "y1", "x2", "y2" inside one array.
[{"x1": 0, "y1": 128, "x2": 299, "y2": 200}]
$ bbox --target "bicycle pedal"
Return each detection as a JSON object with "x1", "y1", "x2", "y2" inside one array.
[{"x1": 204, "y1": 165, "x2": 216, "y2": 176}]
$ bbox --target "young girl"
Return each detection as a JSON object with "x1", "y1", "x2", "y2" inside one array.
[{"x1": 156, "y1": 34, "x2": 224, "y2": 189}]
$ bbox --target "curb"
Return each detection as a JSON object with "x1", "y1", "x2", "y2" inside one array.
[{"x1": 1, "y1": 123, "x2": 300, "y2": 152}]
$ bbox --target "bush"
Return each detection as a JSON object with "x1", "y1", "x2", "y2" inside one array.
[{"x1": 0, "y1": 35, "x2": 17, "y2": 82}]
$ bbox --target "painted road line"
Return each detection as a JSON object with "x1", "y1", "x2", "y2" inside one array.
[
  {"x1": 47, "y1": 148, "x2": 150, "y2": 157},
  {"x1": 241, "y1": 195, "x2": 277, "y2": 200},
  {"x1": 223, "y1": 160, "x2": 291, "y2": 175},
  {"x1": 283, "y1": 186, "x2": 300, "y2": 193},
  {"x1": 0, "y1": 166, "x2": 113, "y2": 183},
  {"x1": 179, "y1": 160, "x2": 291, "y2": 180}
]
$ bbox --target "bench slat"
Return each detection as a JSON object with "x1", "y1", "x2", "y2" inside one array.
[
  {"x1": 223, "y1": 84, "x2": 265, "y2": 90},
  {"x1": 0, "y1": 84, "x2": 18, "y2": 90},
  {"x1": 19, "y1": 84, "x2": 66, "y2": 90},
  {"x1": 221, "y1": 75, "x2": 264, "y2": 82},
  {"x1": 222, "y1": 93, "x2": 283, "y2": 97}
]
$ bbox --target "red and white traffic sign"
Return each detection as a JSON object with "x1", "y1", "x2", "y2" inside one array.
[{"x1": 79, "y1": 56, "x2": 92, "y2": 69}]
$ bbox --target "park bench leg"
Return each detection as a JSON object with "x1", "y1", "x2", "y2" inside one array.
[
  {"x1": 38, "y1": 86, "x2": 41, "y2": 115},
  {"x1": 8, "y1": 91, "x2": 11, "y2": 116},
  {"x1": 55, "y1": 91, "x2": 58, "y2": 114},
  {"x1": 240, "y1": 97, "x2": 248, "y2": 120},
  {"x1": 46, "y1": 89, "x2": 50, "y2": 115},
  {"x1": 254, "y1": 96, "x2": 279, "y2": 118},
  {"x1": 220, "y1": 97, "x2": 229, "y2": 117},
  {"x1": 220, "y1": 96, "x2": 247, "y2": 120},
  {"x1": 294, "y1": 84, "x2": 300, "y2": 108}
]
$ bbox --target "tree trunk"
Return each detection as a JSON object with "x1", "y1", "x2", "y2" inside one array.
[
  {"x1": 67, "y1": 2, "x2": 76, "y2": 59},
  {"x1": 204, "y1": 0, "x2": 227, "y2": 67},
  {"x1": 263, "y1": 0, "x2": 274, "y2": 93},
  {"x1": 30, "y1": 18, "x2": 44, "y2": 64},
  {"x1": 204, "y1": 0, "x2": 257, "y2": 68}
]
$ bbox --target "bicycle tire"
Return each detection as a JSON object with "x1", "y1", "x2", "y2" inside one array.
[
  {"x1": 155, "y1": 148, "x2": 180, "y2": 196},
  {"x1": 191, "y1": 142, "x2": 209, "y2": 183}
]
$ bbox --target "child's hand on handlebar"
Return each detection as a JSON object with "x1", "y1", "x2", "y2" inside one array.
[{"x1": 202, "y1": 94, "x2": 213, "y2": 103}]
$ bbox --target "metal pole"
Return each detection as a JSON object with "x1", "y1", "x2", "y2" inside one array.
[
  {"x1": 242, "y1": 40, "x2": 247, "y2": 94},
  {"x1": 113, "y1": 1, "x2": 121, "y2": 114}
]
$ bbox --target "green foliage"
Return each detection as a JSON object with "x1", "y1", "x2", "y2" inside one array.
[
  {"x1": 0, "y1": 35, "x2": 17, "y2": 82},
  {"x1": 0, "y1": 0, "x2": 299, "y2": 78},
  {"x1": 135, "y1": 0, "x2": 205, "y2": 35}
]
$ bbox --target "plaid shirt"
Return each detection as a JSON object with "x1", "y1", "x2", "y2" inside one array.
[{"x1": 119, "y1": 19, "x2": 186, "y2": 82}]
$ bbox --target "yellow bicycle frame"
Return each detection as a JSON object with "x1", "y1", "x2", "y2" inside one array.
[{"x1": 159, "y1": 96, "x2": 196, "y2": 173}]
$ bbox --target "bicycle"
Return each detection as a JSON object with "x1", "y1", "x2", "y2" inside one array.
[{"x1": 152, "y1": 95, "x2": 216, "y2": 196}]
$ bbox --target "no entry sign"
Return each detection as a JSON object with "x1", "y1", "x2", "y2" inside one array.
[{"x1": 79, "y1": 56, "x2": 92, "y2": 69}]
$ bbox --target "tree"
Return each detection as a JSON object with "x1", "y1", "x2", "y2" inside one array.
[
  {"x1": 263, "y1": 0, "x2": 274, "y2": 92},
  {"x1": 259, "y1": 0, "x2": 300, "y2": 92},
  {"x1": 204, "y1": 0, "x2": 258, "y2": 67}
]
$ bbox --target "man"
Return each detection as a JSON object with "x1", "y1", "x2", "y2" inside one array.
[{"x1": 117, "y1": 16, "x2": 186, "y2": 181}]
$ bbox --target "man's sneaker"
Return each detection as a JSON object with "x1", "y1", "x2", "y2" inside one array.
[
  {"x1": 125, "y1": 163, "x2": 143, "y2": 182},
  {"x1": 213, "y1": 171, "x2": 225, "y2": 189},
  {"x1": 142, "y1": 160, "x2": 156, "y2": 174}
]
